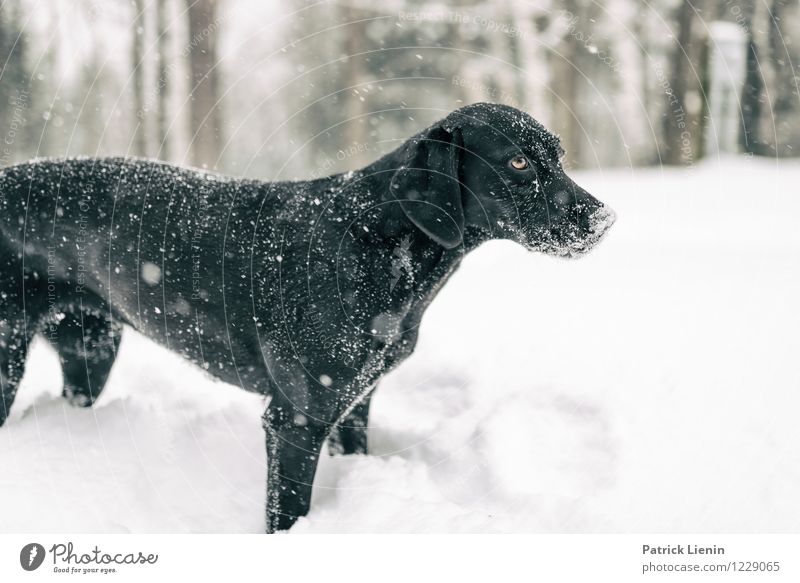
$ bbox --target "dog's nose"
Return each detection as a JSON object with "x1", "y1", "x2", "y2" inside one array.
[
  {"x1": 551, "y1": 180, "x2": 614, "y2": 236},
  {"x1": 553, "y1": 188, "x2": 597, "y2": 230},
  {"x1": 551, "y1": 189, "x2": 582, "y2": 223}
]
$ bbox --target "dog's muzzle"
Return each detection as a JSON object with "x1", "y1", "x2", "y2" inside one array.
[
  {"x1": 528, "y1": 204, "x2": 616, "y2": 259},
  {"x1": 566, "y1": 204, "x2": 616, "y2": 258},
  {"x1": 588, "y1": 205, "x2": 616, "y2": 243}
]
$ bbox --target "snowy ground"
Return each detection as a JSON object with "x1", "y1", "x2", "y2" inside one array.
[{"x1": 2, "y1": 156, "x2": 799, "y2": 533}]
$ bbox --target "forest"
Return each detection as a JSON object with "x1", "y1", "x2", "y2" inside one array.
[{"x1": 1, "y1": 0, "x2": 797, "y2": 179}]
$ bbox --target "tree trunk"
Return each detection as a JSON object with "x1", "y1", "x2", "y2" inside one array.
[
  {"x1": 186, "y1": 0, "x2": 221, "y2": 169},
  {"x1": 131, "y1": 0, "x2": 147, "y2": 157},
  {"x1": 0, "y1": 0, "x2": 32, "y2": 164},
  {"x1": 662, "y1": 0, "x2": 695, "y2": 165},
  {"x1": 339, "y1": 3, "x2": 368, "y2": 164},
  {"x1": 766, "y1": 0, "x2": 798, "y2": 155},
  {"x1": 740, "y1": 36, "x2": 763, "y2": 154},
  {"x1": 156, "y1": 0, "x2": 170, "y2": 160},
  {"x1": 551, "y1": 0, "x2": 585, "y2": 168}
]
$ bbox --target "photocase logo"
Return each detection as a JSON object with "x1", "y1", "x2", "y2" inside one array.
[
  {"x1": 20, "y1": 543, "x2": 46, "y2": 571},
  {"x1": 389, "y1": 234, "x2": 413, "y2": 291}
]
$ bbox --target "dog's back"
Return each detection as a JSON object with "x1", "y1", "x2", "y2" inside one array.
[
  {"x1": 1, "y1": 157, "x2": 234, "y2": 283},
  {"x1": 0, "y1": 157, "x2": 282, "y2": 408}
]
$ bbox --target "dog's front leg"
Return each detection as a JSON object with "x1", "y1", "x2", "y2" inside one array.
[{"x1": 263, "y1": 401, "x2": 329, "y2": 533}]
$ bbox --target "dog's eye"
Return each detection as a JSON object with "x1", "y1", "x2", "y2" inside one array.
[{"x1": 509, "y1": 155, "x2": 530, "y2": 171}]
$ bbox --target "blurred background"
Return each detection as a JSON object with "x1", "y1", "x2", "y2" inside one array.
[
  {"x1": 3, "y1": 0, "x2": 800, "y2": 534},
  {"x1": 0, "y1": 0, "x2": 797, "y2": 179}
]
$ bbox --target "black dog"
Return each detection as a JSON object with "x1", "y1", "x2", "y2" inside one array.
[{"x1": 0, "y1": 103, "x2": 615, "y2": 532}]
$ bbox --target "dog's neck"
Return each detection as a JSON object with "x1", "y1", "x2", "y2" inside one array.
[{"x1": 274, "y1": 153, "x2": 494, "y2": 318}]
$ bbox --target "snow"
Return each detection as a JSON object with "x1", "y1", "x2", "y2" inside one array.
[
  {"x1": 140, "y1": 262, "x2": 163, "y2": 285},
  {"x1": 2, "y1": 156, "x2": 799, "y2": 533}
]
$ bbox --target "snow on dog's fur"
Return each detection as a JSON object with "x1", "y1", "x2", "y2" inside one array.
[{"x1": 0, "y1": 103, "x2": 614, "y2": 532}]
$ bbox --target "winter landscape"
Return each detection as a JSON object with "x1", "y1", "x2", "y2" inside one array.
[
  {"x1": 1, "y1": 0, "x2": 799, "y2": 541},
  {"x1": 2, "y1": 155, "x2": 798, "y2": 533}
]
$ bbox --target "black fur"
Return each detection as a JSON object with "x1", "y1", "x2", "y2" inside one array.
[{"x1": 0, "y1": 103, "x2": 615, "y2": 532}]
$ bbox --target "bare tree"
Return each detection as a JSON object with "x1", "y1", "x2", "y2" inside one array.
[
  {"x1": 0, "y1": 0, "x2": 31, "y2": 164},
  {"x1": 550, "y1": 0, "x2": 591, "y2": 168},
  {"x1": 661, "y1": 0, "x2": 708, "y2": 165},
  {"x1": 156, "y1": 0, "x2": 170, "y2": 160},
  {"x1": 131, "y1": 0, "x2": 147, "y2": 157},
  {"x1": 186, "y1": 0, "x2": 222, "y2": 169},
  {"x1": 339, "y1": 3, "x2": 369, "y2": 164},
  {"x1": 741, "y1": 0, "x2": 800, "y2": 156}
]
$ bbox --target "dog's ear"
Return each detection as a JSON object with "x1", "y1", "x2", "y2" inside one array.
[{"x1": 390, "y1": 125, "x2": 464, "y2": 249}]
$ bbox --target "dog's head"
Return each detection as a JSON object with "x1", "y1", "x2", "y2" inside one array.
[{"x1": 388, "y1": 103, "x2": 615, "y2": 257}]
